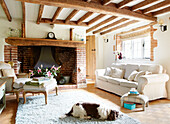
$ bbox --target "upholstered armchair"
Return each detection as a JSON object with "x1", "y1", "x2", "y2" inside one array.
[{"x1": 0, "y1": 62, "x2": 30, "y2": 102}]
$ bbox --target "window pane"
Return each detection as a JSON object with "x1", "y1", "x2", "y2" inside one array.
[{"x1": 144, "y1": 36, "x2": 151, "y2": 59}]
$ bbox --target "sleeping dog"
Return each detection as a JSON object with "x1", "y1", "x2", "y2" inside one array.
[{"x1": 65, "y1": 102, "x2": 121, "y2": 120}]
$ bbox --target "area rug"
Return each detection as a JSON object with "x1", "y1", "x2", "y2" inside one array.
[{"x1": 16, "y1": 90, "x2": 140, "y2": 124}]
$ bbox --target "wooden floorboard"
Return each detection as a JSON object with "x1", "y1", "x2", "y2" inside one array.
[{"x1": 0, "y1": 83, "x2": 170, "y2": 124}]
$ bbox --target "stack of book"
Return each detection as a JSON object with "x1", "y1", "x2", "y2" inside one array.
[{"x1": 128, "y1": 88, "x2": 139, "y2": 96}]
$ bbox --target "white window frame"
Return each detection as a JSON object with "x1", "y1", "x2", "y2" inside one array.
[{"x1": 122, "y1": 36, "x2": 151, "y2": 60}]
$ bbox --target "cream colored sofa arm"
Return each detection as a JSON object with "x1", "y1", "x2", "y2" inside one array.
[
  {"x1": 95, "y1": 69, "x2": 105, "y2": 77},
  {"x1": 137, "y1": 74, "x2": 169, "y2": 94},
  {"x1": 0, "y1": 77, "x2": 14, "y2": 92}
]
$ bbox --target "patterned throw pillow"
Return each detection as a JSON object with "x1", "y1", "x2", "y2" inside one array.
[
  {"x1": 134, "y1": 71, "x2": 145, "y2": 82},
  {"x1": 110, "y1": 67, "x2": 124, "y2": 78},
  {"x1": 104, "y1": 67, "x2": 111, "y2": 76},
  {"x1": 128, "y1": 70, "x2": 138, "y2": 81}
]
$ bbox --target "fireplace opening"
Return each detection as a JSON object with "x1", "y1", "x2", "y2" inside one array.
[{"x1": 18, "y1": 46, "x2": 77, "y2": 84}]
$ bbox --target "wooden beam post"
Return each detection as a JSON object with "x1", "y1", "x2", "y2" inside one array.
[
  {"x1": 16, "y1": 0, "x2": 157, "y2": 22},
  {"x1": 93, "y1": 18, "x2": 129, "y2": 34},
  {"x1": 88, "y1": 14, "x2": 106, "y2": 25},
  {"x1": 143, "y1": 1, "x2": 170, "y2": 14},
  {"x1": 131, "y1": 0, "x2": 160, "y2": 11},
  {"x1": 40, "y1": 18, "x2": 88, "y2": 26},
  {"x1": 70, "y1": 28, "x2": 74, "y2": 41},
  {"x1": 0, "y1": 0, "x2": 12, "y2": 22},
  {"x1": 21, "y1": 2, "x2": 26, "y2": 38},
  {"x1": 86, "y1": 16, "x2": 117, "y2": 33},
  {"x1": 65, "y1": 10, "x2": 79, "y2": 23},
  {"x1": 37, "y1": 4, "x2": 44, "y2": 24},
  {"x1": 52, "y1": 7, "x2": 63, "y2": 22},
  {"x1": 103, "y1": 0, "x2": 113, "y2": 5},
  {"x1": 117, "y1": 22, "x2": 157, "y2": 35},
  {"x1": 117, "y1": 0, "x2": 134, "y2": 9},
  {"x1": 153, "y1": 7, "x2": 170, "y2": 16},
  {"x1": 100, "y1": 20, "x2": 138, "y2": 35},
  {"x1": 77, "y1": 12, "x2": 93, "y2": 24}
]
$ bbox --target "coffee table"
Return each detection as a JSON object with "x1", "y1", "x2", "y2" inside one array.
[
  {"x1": 121, "y1": 93, "x2": 149, "y2": 111},
  {"x1": 23, "y1": 78, "x2": 58, "y2": 104}
]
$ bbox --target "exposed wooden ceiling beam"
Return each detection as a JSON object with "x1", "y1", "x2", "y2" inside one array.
[
  {"x1": 17, "y1": 0, "x2": 157, "y2": 22},
  {"x1": 52, "y1": 7, "x2": 63, "y2": 22},
  {"x1": 84, "y1": 0, "x2": 91, "y2": 2},
  {"x1": 65, "y1": 9, "x2": 79, "y2": 23},
  {"x1": 143, "y1": 1, "x2": 170, "y2": 14},
  {"x1": 117, "y1": 0, "x2": 134, "y2": 9},
  {"x1": 102, "y1": 0, "x2": 113, "y2": 5},
  {"x1": 117, "y1": 22, "x2": 157, "y2": 35},
  {"x1": 86, "y1": 16, "x2": 117, "y2": 33},
  {"x1": 100, "y1": 20, "x2": 139, "y2": 35},
  {"x1": 93, "y1": 18, "x2": 129, "y2": 34},
  {"x1": 153, "y1": 7, "x2": 170, "y2": 16},
  {"x1": 40, "y1": 18, "x2": 88, "y2": 26},
  {"x1": 131, "y1": 0, "x2": 160, "y2": 11},
  {"x1": 77, "y1": 12, "x2": 93, "y2": 24},
  {"x1": 0, "y1": 0, "x2": 12, "y2": 22},
  {"x1": 36, "y1": 5, "x2": 44, "y2": 24},
  {"x1": 88, "y1": 14, "x2": 106, "y2": 25}
]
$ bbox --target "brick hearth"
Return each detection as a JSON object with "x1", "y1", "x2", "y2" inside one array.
[{"x1": 4, "y1": 45, "x2": 86, "y2": 85}]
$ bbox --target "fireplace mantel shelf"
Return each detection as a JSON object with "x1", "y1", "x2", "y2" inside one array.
[{"x1": 5, "y1": 37, "x2": 85, "y2": 48}]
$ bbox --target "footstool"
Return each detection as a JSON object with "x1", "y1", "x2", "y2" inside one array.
[
  {"x1": 121, "y1": 93, "x2": 149, "y2": 111},
  {"x1": 23, "y1": 78, "x2": 58, "y2": 104}
]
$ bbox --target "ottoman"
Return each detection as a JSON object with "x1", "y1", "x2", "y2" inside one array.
[
  {"x1": 121, "y1": 93, "x2": 149, "y2": 111},
  {"x1": 23, "y1": 78, "x2": 58, "y2": 104}
]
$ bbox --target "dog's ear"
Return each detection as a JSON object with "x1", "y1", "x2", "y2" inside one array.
[{"x1": 107, "y1": 110, "x2": 116, "y2": 120}]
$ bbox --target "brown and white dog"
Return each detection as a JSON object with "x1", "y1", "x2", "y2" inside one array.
[{"x1": 65, "y1": 102, "x2": 121, "y2": 120}]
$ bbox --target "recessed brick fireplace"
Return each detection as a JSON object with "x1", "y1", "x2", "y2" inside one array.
[{"x1": 4, "y1": 45, "x2": 86, "y2": 86}]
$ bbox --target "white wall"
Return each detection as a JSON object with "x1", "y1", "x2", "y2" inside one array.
[
  {"x1": 95, "y1": 13, "x2": 170, "y2": 98},
  {"x1": 0, "y1": 18, "x2": 86, "y2": 61},
  {"x1": 154, "y1": 13, "x2": 170, "y2": 98},
  {"x1": 0, "y1": 18, "x2": 22, "y2": 61}
]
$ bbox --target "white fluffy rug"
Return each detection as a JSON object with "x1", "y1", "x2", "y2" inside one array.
[{"x1": 16, "y1": 90, "x2": 140, "y2": 124}]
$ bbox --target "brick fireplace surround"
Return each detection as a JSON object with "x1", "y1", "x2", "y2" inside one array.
[{"x1": 4, "y1": 45, "x2": 86, "y2": 87}]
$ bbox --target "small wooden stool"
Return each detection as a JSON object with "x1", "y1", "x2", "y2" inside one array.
[
  {"x1": 121, "y1": 93, "x2": 149, "y2": 111},
  {"x1": 23, "y1": 79, "x2": 58, "y2": 104}
]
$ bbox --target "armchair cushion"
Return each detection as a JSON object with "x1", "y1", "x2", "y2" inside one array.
[
  {"x1": 139, "y1": 64, "x2": 163, "y2": 74},
  {"x1": 2, "y1": 69, "x2": 17, "y2": 80}
]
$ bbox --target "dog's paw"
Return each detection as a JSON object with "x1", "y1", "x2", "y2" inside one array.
[{"x1": 59, "y1": 115, "x2": 67, "y2": 119}]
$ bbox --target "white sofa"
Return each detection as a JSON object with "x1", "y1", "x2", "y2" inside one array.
[{"x1": 95, "y1": 63, "x2": 169, "y2": 101}]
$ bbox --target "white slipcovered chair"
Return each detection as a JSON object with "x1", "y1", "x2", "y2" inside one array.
[{"x1": 0, "y1": 62, "x2": 30, "y2": 102}]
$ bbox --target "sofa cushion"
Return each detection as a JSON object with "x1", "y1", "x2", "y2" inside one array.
[
  {"x1": 0, "y1": 62, "x2": 11, "y2": 69},
  {"x1": 98, "y1": 76, "x2": 111, "y2": 82},
  {"x1": 2, "y1": 69, "x2": 17, "y2": 80},
  {"x1": 13, "y1": 78, "x2": 32, "y2": 89},
  {"x1": 111, "y1": 67, "x2": 124, "y2": 78},
  {"x1": 124, "y1": 64, "x2": 139, "y2": 79},
  {"x1": 120, "y1": 81, "x2": 138, "y2": 88},
  {"x1": 128, "y1": 70, "x2": 138, "y2": 81},
  {"x1": 108, "y1": 78, "x2": 127, "y2": 85},
  {"x1": 104, "y1": 67, "x2": 111, "y2": 76},
  {"x1": 139, "y1": 64, "x2": 163, "y2": 74},
  {"x1": 134, "y1": 71, "x2": 145, "y2": 82}
]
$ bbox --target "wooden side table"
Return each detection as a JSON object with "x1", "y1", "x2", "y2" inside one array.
[
  {"x1": 121, "y1": 93, "x2": 149, "y2": 111},
  {"x1": 0, "y1": 81, "x2": 6, "y2": 114}
]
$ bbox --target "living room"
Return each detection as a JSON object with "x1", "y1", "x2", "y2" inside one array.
[{"x1": 0, "y1": 0, "x2": 170, "y2": 124}]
